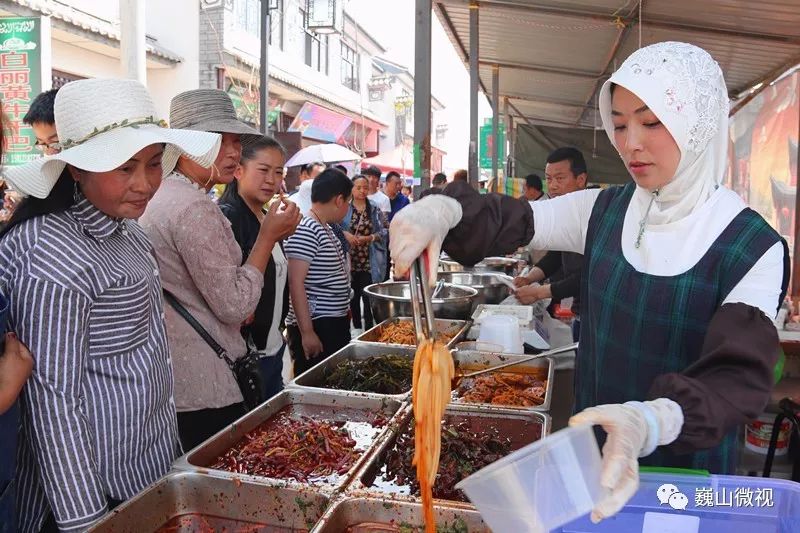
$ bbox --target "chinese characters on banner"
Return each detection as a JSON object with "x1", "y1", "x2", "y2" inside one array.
[{"x1": 0, "y1": 17, "x2": 44, "y2": 167}]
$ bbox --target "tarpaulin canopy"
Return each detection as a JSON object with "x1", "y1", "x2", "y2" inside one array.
[{"x1": 514, "y1": 124, "x2": 630, "y2": 185}]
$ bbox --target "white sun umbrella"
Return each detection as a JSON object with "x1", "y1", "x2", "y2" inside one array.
[{"x1": 285, "y1": 143, "x2": 363, "y2": 167}]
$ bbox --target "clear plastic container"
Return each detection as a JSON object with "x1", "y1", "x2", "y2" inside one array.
[
  {"x1": 478, "y1": 314, "x2": 523, "y2": 353},
  {"x1": 455, "y1": 423, "x2": 604, "y2": 533}
]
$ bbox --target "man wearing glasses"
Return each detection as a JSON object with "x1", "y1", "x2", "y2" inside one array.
[
  {"x1": 23, "y1": 88, "x2": 60, "y2": 155},
  {"x1": 513, "y1": 147, "x2": 589, "y2": 341}
]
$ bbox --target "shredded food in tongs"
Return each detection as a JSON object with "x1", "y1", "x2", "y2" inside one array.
[{"x1": 409, "y1": 257, "x2": 454, "y2": 533}]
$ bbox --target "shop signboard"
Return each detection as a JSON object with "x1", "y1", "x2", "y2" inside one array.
[
  {"x1": 0, "y1": 16, "x2": 50, "y2": 167},
  {"x1": 480, "y1": 119, "x2": 506, "y2": 169},
  {"x1": 288, "y1": 102, "x2": 352, "y2": 142}
]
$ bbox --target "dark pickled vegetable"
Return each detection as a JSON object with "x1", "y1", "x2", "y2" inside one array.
[
  {"x1": 323, "y1": 355, "x2": 413, "y2": 394},
  {"x1": 382, "y1": 421, "x2": 513, "y2": 501}
]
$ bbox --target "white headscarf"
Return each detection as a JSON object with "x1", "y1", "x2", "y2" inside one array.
[{"x1": 598, "y1": 41, "x2": 730, "y2": 227}]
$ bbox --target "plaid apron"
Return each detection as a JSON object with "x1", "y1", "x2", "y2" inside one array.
[{"x1": 575, "y1": 184, "x2": 786, "y2": 473}]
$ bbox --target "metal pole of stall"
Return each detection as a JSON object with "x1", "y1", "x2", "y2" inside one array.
[
  {"x1": 259, "y1": 0, "x2": 271, "y2": 134},
  {"x1": 491, "y1": 64, "x2": 499, "y2": 193},
  {"x1": 504, "y1": 96, "x2": 513, "y2": 178},
  {"x1": 414, "y1": 0, "x2": 433, "y2": 199},
  {"x1": 468, "y1": 2, "x2": 479, "y2": 187},
  {"x1": 120, "y1": 0, "x2": 146, "y2": 85}
]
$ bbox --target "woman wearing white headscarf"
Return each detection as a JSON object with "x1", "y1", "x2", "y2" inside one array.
[{"x1": 388, "y1": 42, "x2": 788, "y2": 521}]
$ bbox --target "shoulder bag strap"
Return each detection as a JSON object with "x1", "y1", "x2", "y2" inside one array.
[{"x1": 163, "y1": 290, "x2": 234, "y2": 368}]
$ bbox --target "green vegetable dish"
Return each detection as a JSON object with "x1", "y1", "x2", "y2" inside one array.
[{"x1": 322, "y1": 355, "x2": 413, "y2": 395}]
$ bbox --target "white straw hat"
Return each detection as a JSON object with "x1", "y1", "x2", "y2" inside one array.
[{"x1": 4, "y1": 78, "x2": 222, "y2": 199}]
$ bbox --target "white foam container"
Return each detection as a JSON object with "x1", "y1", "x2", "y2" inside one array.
[{"x1": 455, "y1": 423, "x2": 605, "y2": 533}]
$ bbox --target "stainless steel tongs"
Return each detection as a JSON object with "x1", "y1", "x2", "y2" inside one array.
[{"x1": 409, "y1": 258, "x2": 436, "y2": 345}]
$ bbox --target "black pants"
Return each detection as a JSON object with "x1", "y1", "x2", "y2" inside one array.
[
  {"x1": 176, "y1": 402, "x2": 246, "y2": 451},
  {"x1": 351, "y1": 271, "x2": 374, "y2": 330},
  {"x1": 287, "y1": 316, "x2": 351, "y2": 377}
]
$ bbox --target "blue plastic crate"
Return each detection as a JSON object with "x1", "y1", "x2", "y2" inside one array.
[{"x1": 553, "y1": 473, "x2": 800, "y2": 533}]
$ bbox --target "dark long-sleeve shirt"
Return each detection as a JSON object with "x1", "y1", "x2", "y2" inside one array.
[
  {"x1": 535, "y1": 250, "x2": 583, "y2": 313},
  {"x1": 437, "y1": 182, "x2": 783, "y2": 452}
]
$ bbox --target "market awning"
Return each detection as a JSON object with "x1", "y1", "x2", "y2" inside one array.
[
  {"x1": 363, "y1": 145, "x2": 415, "y2": 177},
  {"x1": 434, "y1": 0, "x2": 800, "y2": 129},
  {"x1": 287, "y1": 101, "x2": 385, "y2": 154}
]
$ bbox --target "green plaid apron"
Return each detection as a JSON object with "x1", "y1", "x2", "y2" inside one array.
[{"x1": 575, "y1": 184, "x2": 786, "y2": 473}]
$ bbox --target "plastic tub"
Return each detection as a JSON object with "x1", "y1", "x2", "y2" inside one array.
[
  {"x1": 478, "y1": 314, "x2": 523, "y2": 353},
  {"x1": 455, "y1": 423, "x2": 604, "y2": 533},
  {"x1": 554, "y1": 472, "x2": 800, "y2": 532}
]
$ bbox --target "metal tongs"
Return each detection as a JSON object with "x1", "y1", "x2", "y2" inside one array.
[{"x1": 409, "y1": 258, "x2": 436, "y2": 345}]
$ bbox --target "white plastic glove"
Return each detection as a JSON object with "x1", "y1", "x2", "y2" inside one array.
[
  {"x1": 568, "y1": 398, "x2": 684, "y2": 523},
  {"x1": 389, "y1": 194, "x2": 463, "y2": 285}
]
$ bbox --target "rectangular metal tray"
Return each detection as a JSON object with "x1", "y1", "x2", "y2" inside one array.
[
  {"x1": 349, "y1": 404, "x2": 550, "y2": 507},
  {"x1": 354, "y1": 317, "x2": 470, "y2": 349},
  {"x1": 287, "y1": 343, "x2": 417, "y2": 400},
  {"x1": 172, "y1": 389, "x2": 404, "y2": 494},
  {"x1": 90, "y1": 471, "x2": 330, "y2": 532},
  {"x1": 451, "y1": 350, "x2": 555, "y2": 412},
  {"x1": 310, "y1": 496, "x2": 490, "y2": 532}
]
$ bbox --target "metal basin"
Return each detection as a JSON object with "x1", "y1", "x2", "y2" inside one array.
[
  {"x1": 311, "y1": 496, "x2": 490, "y2": 532},
  {"x1": 355, "y1": 317, "x2": 470, "y2": 350},
  {"x1": 451, "y1": 350, "x2": 555, "y2": 412},
  {"x1": 173, "y1": 389, "x2": 403, "y2": 494},
  {"x1": 364, "y1": 282, "x2": 478, "y2": 322},
  {"x1": 437, "y1": 271, "x2": 513, "y2": 305},
  {"x1": 351, "y1": 405, "x2": 550, "y2": 505},
  {"x1": 440, "y1": 256, "x2": 521, "y2": 276},
  {"x1": 90, "y1": 472, "x2": 329, "y2": 532}
]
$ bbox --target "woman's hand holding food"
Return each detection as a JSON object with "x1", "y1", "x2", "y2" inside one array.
[{"x1": 262, "y1": 197, "x2": 302, "y2": 242}]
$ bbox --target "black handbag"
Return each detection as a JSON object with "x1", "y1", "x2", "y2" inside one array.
[{"x1": 163, "y1": 291, "x2": 265, "y2": 410}]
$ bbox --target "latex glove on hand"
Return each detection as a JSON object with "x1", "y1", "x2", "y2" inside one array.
[
  {"x1": 568, "y1": 398, "x2": 684, "y2": 523},
  {"x1": 389, "y1": 194, "x2": 463, "y2": 286}
]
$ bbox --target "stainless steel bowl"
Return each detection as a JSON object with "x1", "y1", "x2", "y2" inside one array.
[
  {"x1": 437, "y1": 271, "x2": 513, "y2": 305},
  {"x1": 364, "y1": 281, "x2": 478, "y2": 322},
  {"x1": 439, "y1": 256, "x2": 521, "y2": 276}
]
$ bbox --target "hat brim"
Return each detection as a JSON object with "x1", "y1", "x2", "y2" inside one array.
[
  {"x1": 4, "y1": 125, "x2": 221, "y2": 199},
  {"x1": 181, "y1": 118, "x2": 261, "y2": 137}
]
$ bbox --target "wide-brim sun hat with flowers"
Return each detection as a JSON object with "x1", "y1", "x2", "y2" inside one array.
[{"x1": 4, "y1": 78, "x2": 222, "y2": 199}]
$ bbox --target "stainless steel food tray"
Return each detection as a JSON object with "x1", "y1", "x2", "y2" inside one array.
[
  {"x1": 287, "y1": 342, "x2": 416, "y2": 400},
  {"x1": 348, "y1": 404, "x2": 550, "y2": 507},
  {"x1": 89, "y1": 471, "x2": 330, "y2": 532},
  {"x1": 451, "y1": 350, "x2": 555, "y2": 412},
  {"x1": 354, "y1": 317, "x2": 470, "y2": 349},
  {"x1": 172, "y1": 389, "x2": 404, "y2": 494},
  {"x1": 310, "y1": 496, "x2": 490, "y2": 532}
]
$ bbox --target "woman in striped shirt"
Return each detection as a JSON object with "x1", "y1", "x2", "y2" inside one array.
[
  {"x1": 285, "y1": 169, "x2": 354, "y2": 377},
  {"x1": 0, "y1": 79, "x2": 220, "y2": 533}
]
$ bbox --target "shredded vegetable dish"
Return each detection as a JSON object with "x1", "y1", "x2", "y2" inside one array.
[
  {"x1": 211, "y1": 413, "x2": 367, "y2": 483},
  {"x1": 377, "y1": 321, "x2": 454, "y2": 346},
  {"x1": 322, "y1": 355, "x2": 413, "y2": 394}
]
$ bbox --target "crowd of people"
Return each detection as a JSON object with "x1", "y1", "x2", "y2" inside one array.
[
  {"x1": 0, "y1": 40, "x2": 791, "y2": 532},
  {"x1": 0, "y1": 75, "x2": 460, "y2": 532}
]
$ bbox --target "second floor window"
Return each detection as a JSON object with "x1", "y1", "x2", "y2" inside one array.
[
  {"x1": 305, "y1": 31, "x2": 328, "y2": 74},
  {"x1": 340, "y1": 41, "x2": 359, "y2": 92},
  {"x1": 233, "y1": 0, "x2": 283, "y2": 50}
]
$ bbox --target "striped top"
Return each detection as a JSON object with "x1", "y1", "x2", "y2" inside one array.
[
  {"x1": 285, "y1": 216, "x2": 351, "y2": 323},
  {"x1": 0, "y1": 196, "x2": 180, "y2": 533}
]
